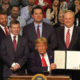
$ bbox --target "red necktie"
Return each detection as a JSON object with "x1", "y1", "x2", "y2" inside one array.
[
  {"x1": 13, "y1": 36, "x2": 17, "y2": 52},
  {"x1": 37, "y1": 25, "x2": 40, "y2": 38},
  {"x1": 65, "y1": 29, "x2": 70, "y2": 48},
  {"x1": 66, "y1": 0, "x2": 68, "y2": 2},
  {"x1": 4, "y1": 27, "x2": 9, "y2": 36},
  {"x1": 42, "y1": 54, "x2": 47, "y2": 67}
]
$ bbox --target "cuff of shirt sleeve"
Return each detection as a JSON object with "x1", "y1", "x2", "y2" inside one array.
[
  {"x1": 11, "y1": 62, "x2": 16, "y2": 67},
  {"x1": 48, "y1": 66, "x2": 50, "y2": 72}
]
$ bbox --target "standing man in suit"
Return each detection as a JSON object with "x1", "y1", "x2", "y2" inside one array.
[
  {"x1": 55, "y1": 10, "x2": 80, "y2": 80},
  {"x1": 0, "y1": 11, "x2": 9, "y2": 80},
  {"x1": 27, "y1": 37, "x2": 56, "y2": 74},
  {"x1": 23, "y1": 5, "x2": 57, "y2": 52},
  {"x1": 0, "y1": 20, "x2": 29, "y2": 80},
  {"x1": 56, "y1": 10, "x2": 80, "y2": 50}
]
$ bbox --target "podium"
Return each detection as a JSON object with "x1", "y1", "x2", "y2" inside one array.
[{"x1": 8, "y1": 75, "x2": 70, "y2": 80}]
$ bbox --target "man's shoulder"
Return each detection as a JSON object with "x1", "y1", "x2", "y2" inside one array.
[
  {"x1": 24, "y1": 22, "x2": 34, "y2": 29},
  {"x1": 56, "y1": 27, "x2": 64, "y2": 31},
  {"x1": 21, "y1": 6, "x2": 29, "y2": 11}
]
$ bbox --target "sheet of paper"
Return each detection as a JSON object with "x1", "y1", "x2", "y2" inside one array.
[
  {"x1": 66, "y1": 51, "x2": 80, "y2": 69},
  {"x1": 54, "y1": 50, "x2": 66, "y2": 69}
]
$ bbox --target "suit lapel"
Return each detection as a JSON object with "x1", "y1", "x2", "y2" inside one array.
[
  {"x1": 8, "y1": 36, "x2": 15, "y2": 55},
  {"x1": 69, "y1": 27, "x2": 77, "y2": 49},
  {"x1": 60, "y1": 28, "x2": 66, "y2": 48},
  {"x1": 0, "y1": 27, "x2": 6, "y2": 36},
  {"x1": 42, "y1": 23, "x2": 47, "y2": 37},
  {"x1": 47, "y1": 52, "x2": 53, "y2": 64},
  {"x1": 36, "y1": 52, "x2": 42, "y2": 66},
  {"x1": 16, "y1": 36, "x2": 21, "y2": 53},
  {"x1": 31, "y1": 23, "x2": 37, "y2": 40}
]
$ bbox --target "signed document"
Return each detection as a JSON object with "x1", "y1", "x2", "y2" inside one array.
[
  {"x1": 54, "y1": 50, "x2": 66, "y2": 69},
  {"x1": 66, "y1": 51, "x2": 80, "y2": 69}
]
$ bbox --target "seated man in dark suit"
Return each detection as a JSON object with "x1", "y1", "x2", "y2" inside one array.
[
  {"x1": 0, "y1": 20, "x2": 29, "y2": 80},
  {"x1": 27, "y1": 37, "x2": 56, "y2": 74}
]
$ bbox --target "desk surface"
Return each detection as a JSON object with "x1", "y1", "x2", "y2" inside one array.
[{"x1": 8, "y1": 74, "x2": 70, "y2": 80}]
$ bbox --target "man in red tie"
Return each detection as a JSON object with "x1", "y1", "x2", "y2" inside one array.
[
  {"x1": 55, "y1": 10, "x2": 80, "y2": 80},
  {"x1": 56, "y1": 10, "x2": 80, "y2": 50},
  {"x1": 0, "y1": 20, "x2": 29, "y2": 80},
  {"x1": 0, "y1": 11, "x2": 9, "y2": 80},
  {"x1": 27, "y1": 37, "x2": 56, "y2": 74}
]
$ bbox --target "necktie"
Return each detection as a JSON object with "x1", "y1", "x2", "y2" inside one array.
[
  {"x1": 66, "y1": 0, "x2": 68, "y2": 2},
  {"x1": 13, "y1": 36, "x2": 17, "y2": 52},
  {"x1": 4, "y1": 27, "x2": 9, "y2": 36},
  {"x1": 42, "y1": 54, "x2": 47, "y2": 67},
  {"x1": 65, "y1": 29, "x2": 70, "y2": 48},
  {"x1": 37, "y1": 25, "x2": 40, "y2": 38}
]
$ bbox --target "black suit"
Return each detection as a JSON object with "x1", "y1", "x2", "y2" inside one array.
[
  {"x1": 0, "y1": 35, "x2": 29, "y2": 80},
  {"x1": 23, "y1": 22, "x2": 57, "y2": 52},
  {"x1": 54, "y1": 26, "x2": 80, "y2": 80},
  {"x1": 27, "y1": 51, "x2": 54, "y2": 74},
  {"x1": 56, "y1": 26, "x2": 80, "y2": 50},
  {"x1": 0, "y1": 27, "x2": 7, "y2": 80}
]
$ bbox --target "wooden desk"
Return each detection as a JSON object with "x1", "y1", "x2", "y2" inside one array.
[{"x1": 8, "y1": 75, "x2": 70, "y2": 80}]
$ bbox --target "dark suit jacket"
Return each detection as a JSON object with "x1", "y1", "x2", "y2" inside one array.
[
  {"x1": 23, "y1": 22, "x2": 57, "y2": 52},
  {"x1": 0, "y1": 27, "x2": 7, "y2": 79},
  {"x1": 27, "y1": 51, "x2": 54, "y2": 74},
  {"x1": 56, "y1": 26, "x2": 80, "y2": 50},
  {"x1": 0, "y1": 35, "x2": 29, "y2": 78}
]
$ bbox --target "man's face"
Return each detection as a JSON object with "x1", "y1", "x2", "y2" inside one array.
[
  {"x1": 64, "y1": 12, "x2": 74, "y2": 28},
  {"x1": 35, "y1": 43, "x2": 47, "y2": 54},
  {"x1": 11, "y1": 7, "x2": 19, "y2": 18},
  {"x1": 9, "y1": 24, "x2": 20, "y2": 35},
  {"x1": 0, "y1": 14, "x2": 8, "y2": 27},
  {"x1": 32, "y1": 9, "x2": 43, "y2": 24},
  {"x1": 28, "y1": 0, "x2": 35, "y2": 6}
]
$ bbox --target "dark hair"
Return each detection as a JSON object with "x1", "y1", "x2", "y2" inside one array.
[
  {"x1": 10, "y1": 20, "x2": 20, "y2": 27},
  {"x1": 31, "y1": 5, "x2": 44, "y2": 14},
  {"x1": 0, "y1": 10, "x2": 7, "y2": 15},
  {"x1": 11, "y1": 5, "x2": 20, "y2": 10}
]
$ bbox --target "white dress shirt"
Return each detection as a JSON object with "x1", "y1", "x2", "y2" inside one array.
[
  {"x1": 64, "y1": 25, "x2": 74, "y2": 43},
  {"x1": 40, "y1": 52, "x2": 50, "y2": 71},
  {"x1": 10, "y1": 33, "x2": 18, "y2": 44},
  {"x1": 10, "y1": 33, "x2": 20, "y2": 67},
  {"x1": 0, "y1": 25, "x2": 9, "y2": 35},
  {"x1": 34, "y1": 22, "x2": 43, "y2": 37}
]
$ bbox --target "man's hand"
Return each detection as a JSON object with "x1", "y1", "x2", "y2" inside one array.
[
  {"x1": 10, "y1": 63, "x2": 20, "y2": 71},
  {"x1": 50, "y1": 63, "x2": 56, "y2": 70}
]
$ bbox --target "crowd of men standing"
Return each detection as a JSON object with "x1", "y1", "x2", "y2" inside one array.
[{"x1": 0, "y1": 0, "x2": 80, "y2": 80}]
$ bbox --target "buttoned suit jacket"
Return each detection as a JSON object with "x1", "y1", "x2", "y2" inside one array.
[
  {"x1": 0, "y1": 35, "x2": 29, "y2": 78},
  {"x1": 56, "y1": 26, "x2": 80, "y2": 50},
  {"x1": 23, "y1": 22, "x2": 57, "y2": 52}
]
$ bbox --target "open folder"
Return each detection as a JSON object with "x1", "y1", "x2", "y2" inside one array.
[{"x1": 54, "y1": 51, "x2": 80, "y2": 70}]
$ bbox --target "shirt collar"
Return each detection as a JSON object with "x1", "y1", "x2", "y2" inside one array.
[
  {"x1": 10, "y1": 33, "x2": 18, "y2": 40},
  {"x1": 0, "y1": 24, "x2": 8, "y2": 32},
  {"x1": 65, "y1": 25, "x2": 74, "y2": 31},
  {"x1": 34, "y1": 22, "x2": 43, "y2": 27}
]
